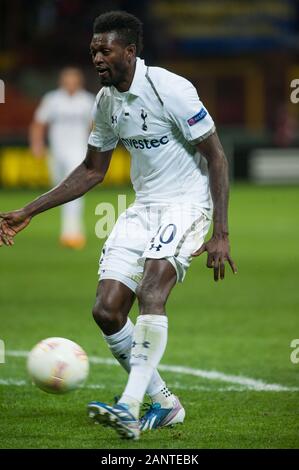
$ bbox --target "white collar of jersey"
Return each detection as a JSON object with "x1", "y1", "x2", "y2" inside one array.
[
  {"x1": 127, "y1": 57, "x2": 146, "y2": 97},
  {"x1": 109, "y1": 57, "x2": 146, "y2": 98}
]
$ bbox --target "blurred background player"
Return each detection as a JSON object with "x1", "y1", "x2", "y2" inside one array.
[{"x1": 29, "y1": 67, "x2": 95, "y2": 248}]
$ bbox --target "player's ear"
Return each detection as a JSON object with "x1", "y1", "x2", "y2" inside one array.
[{"x1": 126, "y1": 44, "x2": 136, "y2": 62}]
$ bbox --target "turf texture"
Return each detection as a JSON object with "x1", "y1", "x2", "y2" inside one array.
[{"x1": 0, "y1": 184, "x2": 298, "y2": 449}]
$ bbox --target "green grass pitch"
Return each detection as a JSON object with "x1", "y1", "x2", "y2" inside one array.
[{"x1": 0, "y1": 184, "x2": 298, "y2": 449}]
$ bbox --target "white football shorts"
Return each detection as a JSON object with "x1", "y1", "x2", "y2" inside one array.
[{"x1": 98, "y1": 202, "x2": 212, "y2": 292}]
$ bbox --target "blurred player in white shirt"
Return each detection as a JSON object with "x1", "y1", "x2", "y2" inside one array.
[
  {"x1": 30, "y1": 68, "x2": 95, "y2": 248},
  {"x1": 1, "y1": 11, "x2": 237, "y2": 440}
]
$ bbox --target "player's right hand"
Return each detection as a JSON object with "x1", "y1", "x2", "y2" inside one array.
[{"x1": 0, "y1": 209, "x2": 32, "y2": 247}]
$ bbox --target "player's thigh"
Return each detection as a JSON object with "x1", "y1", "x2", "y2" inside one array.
[
  {"x1": 92, "y1": 279, "x2": 136, "y2": 333},
  {"x1": 94, "y1": 278, "x2": 136, "y2": 318},
  {"x1": 142, "y1": 205, "x2": 211, "y2": 283},
  {"x1": 136, "y1": 258, "x2": 177, "y2": 313},
  {"x1": 98, "y1": 206, "x2": 149, "y2": 293}
]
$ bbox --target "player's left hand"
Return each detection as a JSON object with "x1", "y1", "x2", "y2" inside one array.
[{"x1": 192, "y1": 234, "x2": 237, "y2": 281}]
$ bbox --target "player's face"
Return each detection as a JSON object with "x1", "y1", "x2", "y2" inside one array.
[
  {"x1": 90, "y1": 32, "x2": 134, "y2": 88},
  {"x1": 59, "y1": 69, "x2": 83, "y2": 94}
]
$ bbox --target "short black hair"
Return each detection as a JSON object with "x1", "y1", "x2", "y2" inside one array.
[{"x1": 93, "y1": 11, "x2": 143, "y2": 56}]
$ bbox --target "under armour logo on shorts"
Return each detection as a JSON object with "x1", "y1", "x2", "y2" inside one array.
[{"x1": 149, "y1": 243, "x2": 162, "y2": 252}]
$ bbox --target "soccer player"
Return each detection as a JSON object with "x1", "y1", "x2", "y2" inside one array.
[
  {"x1": 0, "y1": 11, "x2": 237, "y2": 440},
  {"x1": 29, "y1": 67, "x2": 95, "y2": 249}
]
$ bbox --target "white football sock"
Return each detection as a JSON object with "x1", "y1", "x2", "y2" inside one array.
[
  {"x1": 119, "y1": 314, "x2": 168, "y2": 417},
  {"x1": 102, "y1": 318, "x2": 133, "y2": 372},
  {"x1": 102, "y1": 317, "x2": 174, "y2": 403},
  {"x1": 150, "y1": 386, "x2": 177, "y2": 408}
]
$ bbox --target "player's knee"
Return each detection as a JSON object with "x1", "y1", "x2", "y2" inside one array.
[
  {"x1": 136, "y1": 282, "x2": 165, "y2": 312},
  {"x1": 92, "y1": 294, "x2": 122, "y2": 332}
]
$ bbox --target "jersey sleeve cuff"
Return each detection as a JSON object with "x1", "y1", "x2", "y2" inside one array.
[
  {"x1": 189, "y1": 125, "x2": 216, "y2": 145},
  {"x1": 87, "y1": 142, "x2": 118, "y2": 152}
]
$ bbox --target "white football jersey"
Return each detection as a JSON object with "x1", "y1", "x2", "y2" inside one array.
[
  {"x1": 89, "y1": 58, "x2": 215, "y2": 209},
  {"x1": 35, "y1": 88, "x2": 95, "y2": 160}
]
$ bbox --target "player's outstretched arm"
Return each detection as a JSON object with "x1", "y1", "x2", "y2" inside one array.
[
  {"x1": 192, "y1": 132, "x2": 237, "y2": 281},
  {"x1": 0, "y1": 146, "x2": 113, "y2": 247}
]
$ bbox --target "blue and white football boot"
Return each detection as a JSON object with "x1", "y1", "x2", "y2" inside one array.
[
  {"x1": 87, "y1": 400, "x2": 140, "y2": 440},
  {"x1": 140, "y1": 396, "x2": 185, "y2": 431}
]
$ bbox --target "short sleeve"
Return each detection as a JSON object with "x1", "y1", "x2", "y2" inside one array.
[
  {"x1": 88, "y1": 97, "x2": 119, "y2": 152},
  {"x1": 34, "y1": 94, "x2": 53, "y2": 124},
  {"x1": 164, "y1": 78, "x2": 215, "y2": 144}
]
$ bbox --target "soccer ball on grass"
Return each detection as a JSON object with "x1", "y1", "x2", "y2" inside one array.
[{"x1": 27, "y1": 337, "x2": 89, "y2": 394}]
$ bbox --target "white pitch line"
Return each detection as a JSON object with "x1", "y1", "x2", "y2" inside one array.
[
  {"x1": 0, "y1": 378, "x2": 275, "y2": 392},
  {"x1": 0, "y1": 379, "x2": 27, "y2": 386},
  {"x1": 4, "y1": 350, "x2": 299, "y2": 392}
]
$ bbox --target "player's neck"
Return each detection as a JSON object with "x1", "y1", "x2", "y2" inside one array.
[
  {"x1": 115, "y1": 61, "x2": 136, "y2": 93},
  {"x1": 63, "y1": 88, "x2": 80, "y2": 96}
]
